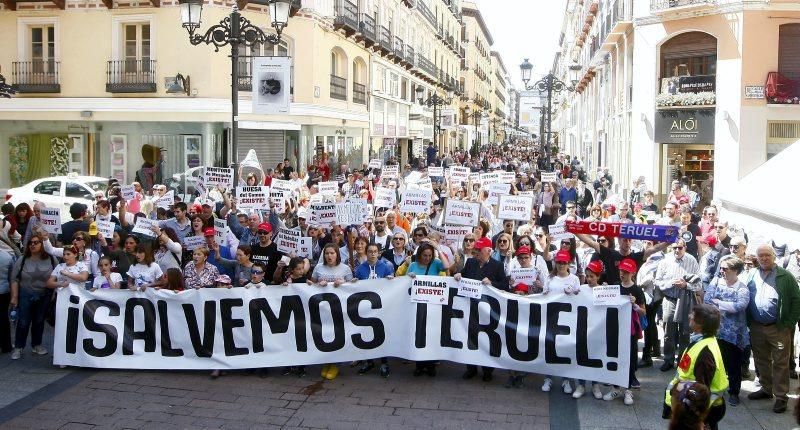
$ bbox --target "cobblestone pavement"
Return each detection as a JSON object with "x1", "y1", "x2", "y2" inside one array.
[{"x1": 0, "y1": 328, "x2": 796, "y2": 429}]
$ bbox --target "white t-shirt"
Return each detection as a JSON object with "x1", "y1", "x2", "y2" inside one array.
[
  {"x1": 93, "y1": 272, "x2": 124, "y2": 289},
  {"x1": 52, "y1": 262, "x2": 89, "y2": 289},
  {"x1": 547, "y1": 273, "x2": 581, "y2": 295},
  {"x1": 127, "y1": 263, "x2": 164, "y2": 288}
]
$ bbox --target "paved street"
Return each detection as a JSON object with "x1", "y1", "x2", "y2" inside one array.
[{"x1": 0, "y1": 328, "x2": 796, "y2": 430}]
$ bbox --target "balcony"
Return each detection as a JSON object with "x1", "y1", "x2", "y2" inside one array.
[
  {"x1": 405, "y1": 45, "x2": 416, "y2": 68},
  {"x1": 417, "y1": 0, "x2": 437, "y2": 28},
  {"x1": 650, "y1": 0, "x2": 716, "y2": 14},
  {"x1": 360, "y1": 14, "x2": 377, "y2": 46},
  {"x1": 12, "y1": 60, "x2": 60, "y2": 93},
  {"x1": 330, "y1": 74, "x2": 347, "y2": 101},
  {"x1": 106, "y1": 59, "x2": 156, "y2": 93},
  {"x1": 765, "y1": 72, "x2": 800, "y2": 104},
  {"x1": 379, "y1": 26, "x2": 392, "y2": 53},
  {"x1": 353, "y1": 82, "x2": 367, "y2": 105},
  {"x1": 394, "y1": 36, "x2": 405, "y2": 61},
  {"x1": 418, "y1": 55, "x2": 437, "y2": 79},
  {"x1": 333, "y1": 0, "x2": 360, "y2": 36}
]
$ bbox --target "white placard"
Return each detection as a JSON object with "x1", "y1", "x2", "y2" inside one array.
[
  {"x1": 214, "y1": 218, "x2": 228, "y2": 246},
  {"x1": 457, "y1": 278, "x2": 483, "y2": 299},
  {"x1": 480, "y1": 171, "x2": 501, "y2": 186},
  {"x1": 270, "y1": 188, "x2": 289, "y2": 211},
  {"x1": 154, "y1": 190, "x2": 174, "y2": 209},
  {"x1": 399, "y1": 189, "x2": 432, "y2": 213},
  {"x1": 509, "y1": 267, "x2": 539, "y2": 287},
  {"x1": 204, "y1": 167, "x2": 234, "y2": 188},
  {"x1": 276, "y1": 228, "x2": 301, "y2": 255},
  {"x1": 336, "y1": 199, "x2": 368, "y2": 226},
  {"x1": 548, "y1": 224, "x2": 574, "y2": 241},
  {"x1": 428, "y1": 167, "x2": 444, "y2": 177},
  {"x1": 252, "y1": 56, "x2": 291, "y2": 115},
  {"x1": 40, "y1": 208, "x2": 62, "y2": 235},
  {"x1": 500, "y1": 172, "x2": 515, "y2": 184},
  {"x1": 444, "y1": 200, "x2": 480, "y2": 227},
  {"x1": 374, "y1": 187, "x2": 396, "y2": 209},
  {"x1": 382, "y1": 165, "x2": 399, "y2": 179},
  {"x1": 498, "y1": 195, "x2": 534, "y2": 221},
  {"x1": 541, "y1": 172, "x2": 558, "y2": 183},
  {"x1": 368, "y1": 159, "x2": 383, "y2": 169},
  {"x1": 468, "y1": 173, "x2": 480, "y2": 183},
  {"x1": 298, "y1": 237, "x2": 313, "y2": 258},
  {"x1": 132, "y1": 217, "x2": 158, "y2": 237},
  {"x1": 448, "y1": 166, "x2": 469, "y2": 183},
  {"x1": 236, "y1": 186, "x2": 270, "y2": 209},
  {"x1": 95, "y1": 220, "x2": 115, "y2": 239},
  {"x1": 487, "y1": 183, "x2": 511, "y2": 206},
  {"x1": 183, "y1": 235, "x2": 207, "y2": 251},
  {"x1": 318, "y1": 181, "x2": 339, "y2": 197},
  {"x1": 310, "y1": 203, "x2": 337, "y2": 228},
  {"x1": 271, "y1": 178, "x2": 296, "y2": 193},
  {"x1": 410, "y1": 276, "x2": 449, "y2": 305},
  {"x1": 120, "y1": 185, "x2": 136, "y2": 201},
  {"x1": 593, "y1": 285, "x2": 622, "y2": 306},
  {"x1": 444, "y1": 225, "x2": 473, "y2": 244}
]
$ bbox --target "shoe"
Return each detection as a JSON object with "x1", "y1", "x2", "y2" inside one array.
[
  {"x1": 31, "y1": 345, "x2": 48, "y2": 355},
  {"x1": 773, "y1": 399, "x2": 788, "y2": 413},
  {"x1": 379, "y1": 364, "x2": 390, "y2": 378},
  {"x1": 325, "y1": 365, "x2": 339, "y2": 380},
  {"x1": 623, "y1": 390, "x2": 634, "y2": 405},
  {"x1": 210, "y1": 370, "x2": 221, "y2": 379},
  {"x1": 572, "y1": 385, "x2": 585, "y2": 399},
  {"x1": 603, "y1": 389, "x2": 620, "y2": 401},
  {"x1": 282, "y1": 366, "x2": 293, "y2": 376},
  {"x1": 741, "y1": 368, "x2": 752, "y2": 380},
  {"x1": 512, "y1": 375, "x2": 524, "y2": 388},
  {"x1": 592, "y1": 384, "x2": 603, "y2": 400},
  {"x1": 505, "y1": 376, "x2": 515, "y2": 388},
  {"x1": 358, "y1": 361, "x2": 375, "y2": 375},
  {"x1": 10, "y1": 348, "x2": 21, "y2": 360},
  {"x1": 747, "y1": 390, "x2": 772, "y2": 400},
  {"x1": 728, "y1": 394, "x2": 740, "y2": 406},
  {"x1": 425, "y1": 365, "x2": 437, "y2": 377},
  {"x1": 660, "y1": 361, "x2": 674, "y2": 372},
  {"x1": 791, "y1": 370, "x2": 798, "y2": 380},
  {"x1": 296, "y1": 367, "x2": 306, "y2": 378},
  {"x1": 638, "y1": 357, "x2": 653, "y2": 368},
  {"x1": 462, "y1": 368, "x2": 477, "y2": 380},
  {"x1": 482, "y1": 372, "x2": 493, "y2": 382},
  {"x1": 258, "y1": 368, "x2": 269, "y2": 378},
  {"x1": 562, "y1": 380, "x2": 573, "y2": 394},
  {"x1": 321, "y1": 364, "x2": 331, "y2": 379},
  {"x1": 541, "y1": 378, "x2": 552, "y2": 392},
  {"x1": 413, "y1": 367, "x2": 425, "y2": 377},
  {"x1": 630, "y1": 377, "x2": 641, "y2": 389}
]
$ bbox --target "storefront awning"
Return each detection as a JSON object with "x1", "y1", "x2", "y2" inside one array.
[{"x1": 236, "y1": 120, "x2": 301, "y2": 131}]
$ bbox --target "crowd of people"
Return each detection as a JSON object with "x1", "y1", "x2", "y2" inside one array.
[{"x1": 0, "y1": 144, "x2": 798, "y2": 429}]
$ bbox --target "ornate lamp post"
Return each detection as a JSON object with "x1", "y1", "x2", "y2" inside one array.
[
  {"x1": 178, "y1": 0, "x2": 292, "y2": 183},
  {"x1": 416, "y1": 87, "x2": 454, "y2": 152},
  {"x1": 465, "y1": 105, "x2": 488, "y2": 157},
  {"x1": 0, "y1": 71, "x2": 17, "y2": 98}
]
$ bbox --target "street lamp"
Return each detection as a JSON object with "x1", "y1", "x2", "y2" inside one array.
[
  {"x1": 0, "y1": 72, "x2": 16, "y2": 98},
  {"x1": 519, "y1": 58, "x2": 580, "y2": 156},
  {"x1": 465, "y1": 105, "x2": 487, "y2": 157},
  {"x1": 416, "y1": 86, "x2": 454, "y2": 152},
  {"x1": 178, "y1": 0, "x2": 292, "y2": 183}
]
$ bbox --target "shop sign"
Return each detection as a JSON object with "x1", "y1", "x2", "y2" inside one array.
[
  {"x1": 745, "y1": 86, "x2": 764, "y2": 99},
  {"x1": 654, "y1": 108, "x2": 715, "y2": 144},
  {"x1": 678, "y1": 75, "x2": 715, "y2": 94}
]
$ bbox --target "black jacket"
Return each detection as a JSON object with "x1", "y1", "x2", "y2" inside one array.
[{"x1": 461, "y1": 257, "x2": 508, "y2": 291}]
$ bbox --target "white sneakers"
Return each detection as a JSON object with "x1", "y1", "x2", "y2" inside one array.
[
  {"x1": 10, "y1": 348, "x2": 21, "y2": 360},
  {"x1": 602, "y1": 388, "x2": 634, "y2": 405},
  {"x1": 603, "y1": 388, "x2": 620, "y2": 401},
  {"x1": 592, "y1": 384, "x2": 603, "y2": 399},
  {"x1": 623, "y1": 390, "x2": 634, "y2": 405},
  {"x1": 562, "y1": 380, "x2": 573, "y2": 394},
  {"x1": 31, "y1": 345, "x2": 48, "y2": 355},
  {"x1": 541, "y1": 377, "x2": 552, "y2": 392},
  {"x1": 572, "y1": 384, "x2": 585, "y2": 399}
]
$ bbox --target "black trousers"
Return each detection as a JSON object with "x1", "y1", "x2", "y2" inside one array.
[
  {"x1": 718, "y1": 339, "x2": 743, "y2": 395},
  {"x1": 466, "y1": 365, "x2": 494, "y2": 375},
  {"x1": 643, "y1": 298, "x2": 662, "y2": 358},
  {"x1": 0, "y1": 293, "x2": 11, "y2": 353}
]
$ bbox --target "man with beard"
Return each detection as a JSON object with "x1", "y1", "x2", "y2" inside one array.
[{"x1": 368, "y1": 216, "x2": 392, "y2": 251}]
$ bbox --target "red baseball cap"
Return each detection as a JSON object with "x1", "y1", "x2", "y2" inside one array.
[
  {"x1": 192, "y1": 204, "x2": 203, "y2": 213},
  {"x1": 474, "y1": 237, "x2": 493, "y2": 250},
  {"x1": 515, "y1": 245, "x2": 531, "y2": 256},
  {"x1": 586, "y1": 260, "x2": 604, "y2": 275},
  {"x1": 257, "y1": 222, "x2": 272, "y2": 233},
  {"x1": 555, "y1": 250, "x2": 572, "y2": 263},
  {"x1": 619, "y1": 258, "x2": 638, "y2": 274},
  {"x1": 203, "y1": 227, "x2": 215, "y2": 237}
]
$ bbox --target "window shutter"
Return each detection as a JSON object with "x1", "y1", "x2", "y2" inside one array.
[{"x1": 779, "y1": 24, "x2": 800, "y2": 81}]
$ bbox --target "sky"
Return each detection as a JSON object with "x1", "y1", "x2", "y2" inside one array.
[{"x1": 474, "y1": 0, "x2": 567, "y2": 89}]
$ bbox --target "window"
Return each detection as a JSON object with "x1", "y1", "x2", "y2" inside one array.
[
  {"x1": 30, "y1": 25, "x2": 55, "y2": 73},
  {"x1": 123, "y1": 23, "x2": 151, "y2": 72},
  {"x1": 389, "y1": 72, "x2": 399, "y2": 97},
  {"x1": 401, "y1": 78, "x2": 408, "y2": 101},
  {"x1": 66, "y1": 183, "x2": 93, "y2": 200},
  {"x1": 34, "y1": 181, "x2": 61, "y2": 196},
  {"x1": 778, "y1": 24, "x2": 800, "y2": 81}
]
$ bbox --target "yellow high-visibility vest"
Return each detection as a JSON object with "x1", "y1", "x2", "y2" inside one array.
[{"x1": 664, "y1": 336, "x2": 729, "y2": 407}]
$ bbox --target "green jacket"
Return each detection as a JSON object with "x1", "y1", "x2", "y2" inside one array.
[{"x1": 747, "y1": 266, "x2": 800, "y2": 329}]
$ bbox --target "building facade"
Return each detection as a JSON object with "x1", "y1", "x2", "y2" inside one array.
[{"x1": 459, "y1": 1, "x2": 492, "y2": 152}]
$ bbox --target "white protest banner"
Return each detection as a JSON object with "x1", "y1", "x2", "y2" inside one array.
[
  {"x1": 154, "y1": 190, "x2": 174, "y2": 209},
  {"x1": 399, "y1": 189, "x2": 432, "y2": 213},
  {"x1": 510, "y1": 267, "x2": 539, "y2": 286},
  {"x1": 251, "y1": 56, "x2": 291, "y2": 115},
  {"x1": 593, "y1": 285, "x2": 622, "y2": 306},
  {"x1": 183, "y1": 235, "x2": 207, "y2": 251},
  {"x1": 309, "y1": 193, "x2": 324, "y2": 204},
  {"x1": 310, "y1": 203, "x2": 336, "y2": 227},
  {"x1": 382, "y1": 165, "x2": 399, "y2": 179},
  {"x1": 468, "y1": 173, "x2": 480, "y2": 184},
  {"x1": 318, "y1": 181, "x2": 338, "y2": 197},
  {"x1": 541, "y1": 172, "x2": 558, "y2": 183},
  {"x1": 40, "y1": 208, "x2": 62, "y2": 235},
  {"x1": 428, "y1": 223, "x2": 446, "y2": 238},
  {"x1": 549, "y1": 224, "x2": 574, "y2": 241},
  {"x1": 95, "y1": 220, "x2": 115, "y2": 239},
  {"x1": 297, "y1": 237, "x2": 313, "y2": 259},
  {"x1": 480, "y1": 171, "x2": 501, "y2": 187},
  {"x1": 404, "y1": 171, "x2": 423, "y2": 186},
  {"x1": 444, "y1": 199, "x2": 480, "y2": 227},
  {"x1": 374, "y1": 187, "x2": 396, "y2": 209},
  {"x1": 271, "y1": 178, "x2": 296, "y2": 193},
  {"x1": 428, "y1": 167, "x2": 444, "y2": 177},
  {"x1": 270, "y1": 188, "x2": 289, "y2": 212},
  {"x1": 54, "y1": 281, "x2": 632, "y2": 387},
  {"x1": 276, "y1": 228, "x2": 301, "y2": 254},
  {"x1": 500, "y1": 172, "x2": 515, "y2": 184},
  {"x1": 498, "y1": 195, "x2": 534, "y2": 221},
  {"x1": 194, "y1": 179, "x2": 207, "y2": 198},
  {"x1": 487, "y1": 183, "x2": 510, "y2": 206},
  {"x1": 132, "y1": 217, "x2": 158, "y2": 238},
  {"x1": 336, "y1": 199, "x2": 367, "y2": 225},
  {"x1": 448, "y1": 166, "x2": 469, "y2": 183},
  {"x1": 368, "y1": 159, "x2": 383, "y2": 169},
  {"x1": 411, "y1": 275, "x2": 450, "y2": 305},
  {"x1": 120, "y1": 185, "x2": 136, "y2": 201},
  {"x1": 444, "y1": 225, "x2": 473, "y2": 244},
  {"x1": 518, "y1": 190, "x2": 534, "y2": 197},
  {"x1": 204, "y1": 167, "x2": 234, "y2": 188},
  {"x1": 214, "y1": 218, "x2": 228, "y2": 246},
  {"x1": 236, "y1": 186, "x2": 270, "y2": 210},
  {"x1": 411, "y1": 177, "x2": 432, "y2": 191},
  {"x1": 457, "y1": 278, "x2": 483, "y2": 299}
]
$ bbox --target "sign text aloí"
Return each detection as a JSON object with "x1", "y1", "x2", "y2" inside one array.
[{"x1": 654, "y1": 108, "x2": 715, "y2": 144}]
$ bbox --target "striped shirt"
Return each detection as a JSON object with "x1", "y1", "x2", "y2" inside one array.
[{"x1": 654, "y1": 253, "x2": 701, "y2": 299}]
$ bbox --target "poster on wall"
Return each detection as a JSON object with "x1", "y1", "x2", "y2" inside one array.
[{"x1": 252, "y1": 56, "x2": 292, "y2": 115}]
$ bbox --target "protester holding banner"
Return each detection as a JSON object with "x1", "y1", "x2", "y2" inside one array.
[
  {"x1": 46, "y1": 246, "x2": 89, "y2": 291},
  {"x1": 92, "y1": 256, "x2": 123, "y2": 290},
  {"x1": 152, "y1": 226, "x2": 183, "y2": 274},
  {"x1": 213, "y1": 244, "x2": 255, "y2": 288},
  {"x1": 126, "y1": 244, "x2": 165, "y2": 291},
  {"x1": 311, "y1": 243, "x2": 353, "y2": 286},
  {"x1": 42, "y1": 231, "x2": 100, "y2": 289},
  {"x1": 273, "y1": 257, "x2": 309, "y2": 285},
  {"x1": 573, "y1": 259, "x2": 606, "y2": 400},
  {"x1": 184, "y1": 247, "x2": 220, "y2": 290}
]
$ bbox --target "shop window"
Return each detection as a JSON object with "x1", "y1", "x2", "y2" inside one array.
[
  {"x1": 657, "y1": 32, "x2": 717, "y2": 107},
  {"x1": 34, "y1": 180, "x2": 61, "y2": 196},
  {"x1": 778, "y1": 24, "x2": 800, "y2": 81},
  {"x1": 66, "y1": 182, "x2": 93, "y2": 200}
]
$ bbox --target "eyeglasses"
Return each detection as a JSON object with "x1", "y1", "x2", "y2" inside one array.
[
  {"x1": 534, "y1": 234, "x2": 544, "y2": 238},
  {"x1": 598, "y1": 238, "x2": 608, "y2": 243},
  {"x1": 252, "y1": 270, "x2": 265, "y2": 275},
  {"x1": 29, "y1": 240, "x2": 41, "y2": 245},
  {"x1": 673, "y1": 246, "x2": 684, "y2": 250},
  {"x1": 499, "y1": 240, "x2": 508, "y2": 244},
  {"x1": 73, "y1": 237, "x2": 85, "y2": 241},
  {"x1": 463, "y1": 238, "x2": 475, "y2": 242},
  {"x1": 393, "y1": 237, "x2": 405, "y2": 241}
]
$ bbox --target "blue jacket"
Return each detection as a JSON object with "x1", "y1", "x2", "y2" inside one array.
[
  {"x1": 354, "y1": 258, "x2": 395, "y2": 280},
  {"x1": 558, "y1": 187, "x2": 578, "y2": 211}
]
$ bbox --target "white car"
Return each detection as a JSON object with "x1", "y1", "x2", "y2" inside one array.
[{"x1": 5, "y1": 174, "x2": 109, "y2": 223}]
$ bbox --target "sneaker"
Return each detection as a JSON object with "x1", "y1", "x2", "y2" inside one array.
[
  {"x1": 358, "y1": 361, "x2": 375, "y2": 375},
  {"x1": 10, "y1": 348, "x2": 21, "y2": 360},
  {"x1": 31, "y1": 345, "x2": 48, "y2": 355},
  {"x1": 591, "y1": 384, "x2": 603, "y2": 399},
  {"x1": 638, "y1": 357, "x2": 653, "y2": 368},
  {"x1": 505, "y1": 375, "x2": 515, "y2": 389},
  {"x1": 541, "y1": 377, "x2": 552, "y2": 392},
  {"x1": 623, "y1": 390, "x2": 634, "y2": 405},
  {"x1": 325, "y1": 365, "x2": 339, "y2": 380},
  {"x1": 603, "y1": 388, "x2": 620, "y2": 401},
  {"x1": 630, "y1": 376, "x2": 641, "y2": 389},
  {"x1": 379, "y1": 364, "x2": 390, "y2": 378},
  {"x1": 562, "y1": 380, "x2": 573, "y2": 394},
  {"x1": 572, "y1": 385, "x2": 585, "y2": 399},
  {"x1": 321, "y1": 364, "x2": 331, "y2": 379},
  {"x1": 729, "y1": 394, "x2": 740, "y2": 406},
  {"x1": 512, "y1": 375, "x2": 525, "y2": 388}
]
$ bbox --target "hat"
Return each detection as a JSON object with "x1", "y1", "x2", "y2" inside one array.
[
  {"x1": 586, "y1": 260, "x2": 604, "y2": 275},
  {"x1": 192, "y1": 204, "x2": 202, "y2": 213},
  {"x1": 257, "y1": 222, "x2": 272, "y2": 233},
  {"x1": 730, "y1": 236, "x2": 746, "y2": 247},
  {"x1": 201, "y1": 201, "x2": 213, "y2": 208},
  {"x1": 203, "y1": 227, "x2": 215, "y2": 237},
  {"x1": 554, "y1": 250, "x2": 572, "y2": 263},
  {"x1": 618, "y1": 258, "x2": 638, "y2": 274},
  {"x1": 514, "y1": 283, "x2": 530, "y2": 294},
  {"x1": 214, "y1": 275, "x2": 232, "y2": 285},
  {"x1": 88, "y1": 222, "x2": 98, "y2": 236},
  {"x1": 474, "y1": 237, "x2": 493, "y2": 250},
  {"x1": 515, "y1": 245, "x2": 531, "y2": 256}
]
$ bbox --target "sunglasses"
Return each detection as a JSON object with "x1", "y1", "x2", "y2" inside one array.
[
  {"x1": 499, "y1": 239, "x2": 508, "y2": 244},
  {"x1": 534, "y1": 234, "x2": 544, "y2": 238},
  {"x1": 29, "y1": 240, "x2": 41, "y2": 245},
  {"x1": 598, "y1": 238, "x2": 608, "y2": 243},
  {"x1": 258, "y1": 231, "x2": 270, "y2": 235},
  {"x1": 73, "y1": 237, "x2": 85, "y2": 241},
  {"x1": 393, "y1": 237, "x2": 405, "y2": 241},
  {"x1": 251, "y1": 270, "x2": 265, "y2": 275},
  {"x1": 561, "y1": 242, "x2": 571, "y2": 246},
  {"x1": 463, "y1": 238, "x2": 475, "y2": 242},
  {"x1": 673, "y1": 246, "x2": 684, "y2": 250},
  {"x1": 519, "y1": 241, "x2": 531, "y2": 246}
]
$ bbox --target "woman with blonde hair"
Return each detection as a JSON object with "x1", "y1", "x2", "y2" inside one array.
[{"x1": 492, "y1": 233, "x2": 515, "y2": 275}]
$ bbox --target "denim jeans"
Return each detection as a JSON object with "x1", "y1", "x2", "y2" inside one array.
[{"x1": 14, "y1": 288, "x2": 52, "y2": 349}]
